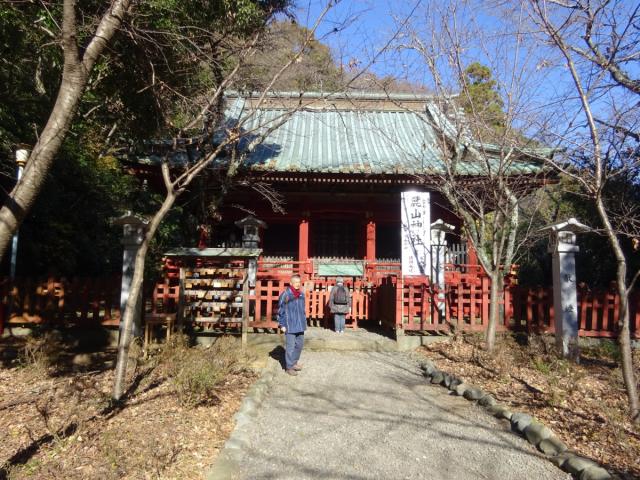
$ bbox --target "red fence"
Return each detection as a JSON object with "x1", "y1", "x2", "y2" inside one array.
[
  {"x1": 517, "y1": 284, "x2": 640, "y2": 338},
  {"x1": 0, "y1": 276, "x2": 122, "y2": 331},
  {"x1": 250, "y1": 277, "x2": 371, "y2": 330},
  {"x1": 2, "y1": 273, "x2": 638, "y2": 339},
  {"x1": 391, "y1": 277, "x2": 639, "y2": 339}
]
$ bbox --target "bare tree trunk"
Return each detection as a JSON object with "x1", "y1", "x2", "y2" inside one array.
[
  {"x1": 112, "y1": 190, "x2": 176, "y2": 401},
  {"x1": 0, "y1": 0, "x2": 130, "y2": 262},
  {"x1": 486, "y1": 271, "x2": 501, "y2": 351},
  {"x1": 595, "y1": 196, "x2": 639, "y2": 422},
  {"x1": 0, "y1": 71, "x2": 85, "y2": 260}
]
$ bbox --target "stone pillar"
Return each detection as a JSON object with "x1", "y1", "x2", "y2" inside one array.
[
  {"x1": 431, "y1": 219, "x2": 454, "y2": 318},
  {"x1": 543, "y1": 218, "x2": 590, "y2": 359},
  {"x1": 114, "y1": 212, "x2": 149, "y2": 338}
]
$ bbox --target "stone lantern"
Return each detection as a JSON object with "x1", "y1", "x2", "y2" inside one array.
[
  {"x1": 113, "y1": 211, "x2": 149, "y2": 337},
  {"x1": 542, "y1": 218, "x2": 590, "y2": 359},
  {"x1": 235, "y1": 215, "x2": 267, "y2": 249},
  {"x1": 431, "y1": 219, "x2": 455, "y2": 318},
  {"x1": 235, "y1": 215, "x2": 266, "y2": 287}
]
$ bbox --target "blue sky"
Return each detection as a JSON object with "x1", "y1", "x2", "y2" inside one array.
[
  {"x1": 296, "y1": 0, "x2": 560, "y2": 143},
  {"x1": 299, "y1": 1, "x2": 424, "y2": 81},
  {"x1": 297, "y1": 0, "x2": 639, "y2": 144},
  {"x1": 297, "y1": 0, "x2": 551, "y2": 95},
  {"x1": 298, "y1": 0, "x2": 639, "y2": 85}
]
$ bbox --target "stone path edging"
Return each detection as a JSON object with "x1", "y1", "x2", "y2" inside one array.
[
  {"x1": 417, "y1": 358, "x2": 613, "y2": 480},
  {"x1": 206, "y1": 358, "x2": 280, "y2": 480}
]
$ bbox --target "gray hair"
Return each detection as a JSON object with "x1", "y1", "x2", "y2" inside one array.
[
  {"x1": 290, "y1": 274, "x2": 301, "y2": 281},
  {"x1": 335, "y1": 277, "x2": 344, "y2": 284}
]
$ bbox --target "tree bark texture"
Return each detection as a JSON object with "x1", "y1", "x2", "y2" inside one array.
[
  {"x1": 538, "y1": 8, "x2": 640, "y2": 421},
  {"x1": 595, "y1": 196, "x2": 639, "y2": 422},
  {"x1": 485, "y1": 271, "x2": 501, "y2": 351},
  {"x1": 112, "y1": 191, "x2": 176, "y2": 401},
  {"x1": 0, "y1": 0, "x2": 131, "y2": 263}
]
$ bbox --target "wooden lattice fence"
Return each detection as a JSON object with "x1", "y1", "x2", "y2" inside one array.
[{"x1": 2, "y1": 273, "x2": 638, "y2": 339}]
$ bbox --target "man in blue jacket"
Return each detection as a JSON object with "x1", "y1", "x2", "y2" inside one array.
[{"x1": 278, "y1": 274, "x2": 307, "y2": 376}]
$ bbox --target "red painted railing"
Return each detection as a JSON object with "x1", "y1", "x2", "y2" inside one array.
[
  {"x1": 250, "y1": 277, "x2": 370, "y2": 330},
  {"x1": 2, "y1": 272, "x2": 638, "y2": 340},
  {"x1": 0, "y1": 276, "x2": 122, "y2": 331},
  {"x1": 397, "y1": 279, "x2": 640, "y2": 338},
  {"x1": 0, "y1": 276, "x2": 180, "y2": 334},
  {"x1": 516, "y1": 284, "x2": 640, "y2": 338}
]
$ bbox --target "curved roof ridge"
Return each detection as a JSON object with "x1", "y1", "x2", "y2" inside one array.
[{"x1": 224, "y1": 90, "x2": 455, "y2": 102}]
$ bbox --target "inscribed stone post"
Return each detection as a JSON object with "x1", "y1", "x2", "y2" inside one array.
[
  {"x1": 114, "y1": 212, "x2": 149, "y2": 339},
  {"x1": 543, "y1": 218, "x2": 590, "y2": 359},
  {"x1": 431, "y1": 220, "x2": 454, "y2": 319}
]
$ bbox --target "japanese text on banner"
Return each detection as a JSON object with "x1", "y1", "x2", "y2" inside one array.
[{"x1": 401, "y1": 191, "x2": 431, "y2": 276}]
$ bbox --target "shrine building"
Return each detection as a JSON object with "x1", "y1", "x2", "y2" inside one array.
[{"x1": 129, "y1": 91, "x2": 549, "y2": 335}]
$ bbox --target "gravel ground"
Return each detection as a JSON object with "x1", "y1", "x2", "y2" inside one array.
[{"x1": 235, "y1": 350, "x2": 570, "y2": 480}]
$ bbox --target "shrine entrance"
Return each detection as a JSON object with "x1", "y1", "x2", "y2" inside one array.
[{"x1": 313, "y1": 219, "x2": 359, "y2": 258}]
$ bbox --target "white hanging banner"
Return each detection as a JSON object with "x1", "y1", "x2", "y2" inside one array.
[{"x1": 401, "y1": 191, "x2": 431, "y2": 276}]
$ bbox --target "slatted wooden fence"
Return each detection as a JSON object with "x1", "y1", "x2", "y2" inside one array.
[
  {"x1": 250, "y1": 277, "x2": 370, "y2": 330},
  {"x1": 395, "y1": 279, "x2": 639, "y2": 338},
  {"x1": 2, "y1": 273, "x2": 638, "y2": 339},
  {"x1": 516, "y1": 285, "x2": 640, "y2": 338},
  {"x1": 0, "y1": 276, "x2": 122, "y2": 330}
]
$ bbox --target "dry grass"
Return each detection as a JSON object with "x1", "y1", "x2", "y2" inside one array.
[
  {"x1": 0, "y1": 334, "x2": 257, "y2": 479},
  {"x1": 419, "y1": 334, "x2": 640, "y2": 479},
  {"x1": 157, "y1": 335, "x2": 254, "y2": 407},
  {"x1": 17, "y1": 332, "x2": 65, "y2": 379}
]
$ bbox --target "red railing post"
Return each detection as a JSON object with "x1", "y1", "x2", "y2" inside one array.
[
  {"x1": 395, "y1": 278, "x2": 404, "y2": 331},
  {"x1": 528, "y1": 288, "x2": 535, "y2": 333},
  {"x1": 610, "y1": 286, "x2": 619, "y2": 335}
]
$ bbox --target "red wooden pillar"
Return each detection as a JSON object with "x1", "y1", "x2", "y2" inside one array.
[
  {"x1": 365, "y1": 220, "x2": 376, "y2": 261},
  {"x1": 365, "y1": 218, "x2": 376, "y2": 282},
  {"x1": 298, "y1": 217, "x2": 310, "y2": 277}
]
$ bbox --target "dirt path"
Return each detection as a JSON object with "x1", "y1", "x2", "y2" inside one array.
[{"x1": 232, "y1": 351, "x2": 569, "y2": 480}]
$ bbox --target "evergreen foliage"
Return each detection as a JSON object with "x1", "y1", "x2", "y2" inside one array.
[
  {"x1": 0, "y1": 0, "x2": 290, "y2": 277},
  {"x1": 459, "y1": 62, "x2": 506, "y2": 131}
]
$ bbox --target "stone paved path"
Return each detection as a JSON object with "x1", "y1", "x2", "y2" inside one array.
[{"x1": 233, "y1": 350, "x2": 569, "y2": 480}]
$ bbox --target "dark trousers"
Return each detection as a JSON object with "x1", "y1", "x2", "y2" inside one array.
[{"x1": 285, "y1": 332, "x2": 304, "y2": 370}]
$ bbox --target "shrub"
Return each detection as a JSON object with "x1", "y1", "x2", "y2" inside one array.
[
  {"x1": 584, "y1": 339, "x2": 622, "y2": 363},
  {"x1": 158, "y1": 335, "x2": 249, "y2": 406},
  {"x1": 531, "y1": 357, "x2": 552, "y2": 375},
  {"x1": 19, "y1": 331, "x2": 64, "y2": 376}
]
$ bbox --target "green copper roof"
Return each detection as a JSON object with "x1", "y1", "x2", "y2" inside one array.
[
  {"x1": 134, "y1": 93, "x2": 547, "y2": 176},
  {"x1": 240, "y1": 107, "x2": 444, "y2": 174}
]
